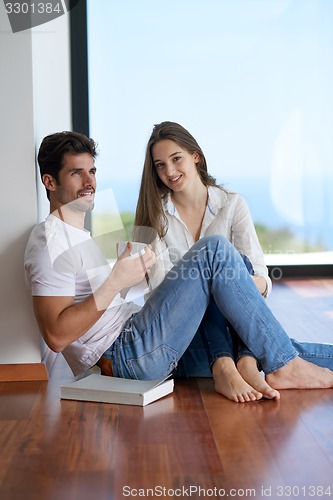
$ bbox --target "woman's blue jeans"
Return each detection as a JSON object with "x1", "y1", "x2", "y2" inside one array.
[
  {"x1": 177, "y1": 253, "x2": 256, "y2": 377},
  {"x1": 107, "y1": 235, "x2": 333, "y2": 380}
]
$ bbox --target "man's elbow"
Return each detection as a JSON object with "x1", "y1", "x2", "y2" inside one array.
[{"x1": 42, "y1": 330, "x2": 67, "y2": 353}]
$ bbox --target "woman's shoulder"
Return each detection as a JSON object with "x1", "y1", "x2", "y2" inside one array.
[{"x1": 208, "y1": 185, "x2": 246, "y2": 207}]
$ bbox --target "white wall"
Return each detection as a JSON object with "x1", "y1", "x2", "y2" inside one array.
[
  {"x1": 0, "y1": 4, "x2": 71, "y2": 364},
  {"x1": 32, "y1": 14, "x2": 72, "y2": 222}
]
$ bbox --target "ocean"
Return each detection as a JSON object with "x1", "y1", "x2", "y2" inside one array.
[{"x1": 96, "y1": 176, "x2": 333, "y2": 251}]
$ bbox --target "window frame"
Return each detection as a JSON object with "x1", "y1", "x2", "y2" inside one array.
[{"x1": 70, "y1": 0, "x2": 332, "y2": 279}]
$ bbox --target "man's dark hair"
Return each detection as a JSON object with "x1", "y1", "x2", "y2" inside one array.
[{"x1": 37, "y1": 131, "x2": 98, "y2": 200}]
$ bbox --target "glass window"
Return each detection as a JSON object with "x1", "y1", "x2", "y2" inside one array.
[{"x1": 87, "y1": 0, "x2": 333, "y2": 264}]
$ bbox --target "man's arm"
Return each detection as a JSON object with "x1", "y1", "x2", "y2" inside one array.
[{"x1": 33, "y1": 244, "x2": 155, "y2": 352}]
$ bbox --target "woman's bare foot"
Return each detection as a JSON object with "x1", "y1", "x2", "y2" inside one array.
[
  {"x1": 266, "y1": 356, "x2": 333, "y2": 389},
  {"x1": 212, "y1": 357, "x2": 263, "y2": 403},
  {"x1": 237, "y1": 356, "x2": 280, "y2": 400}
]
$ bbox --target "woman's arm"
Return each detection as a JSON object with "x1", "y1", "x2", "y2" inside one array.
[{"x1": 230, "y1": 194, "x2": 272, "y2": 297}]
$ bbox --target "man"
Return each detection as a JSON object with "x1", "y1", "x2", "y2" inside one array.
[{"x1": 25, "y1": 131, "x2": 333, "y2": 401}]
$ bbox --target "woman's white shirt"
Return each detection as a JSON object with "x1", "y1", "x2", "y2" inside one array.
[{"x1": 150, "y1": 186, "x2": 272, "y2": 297}]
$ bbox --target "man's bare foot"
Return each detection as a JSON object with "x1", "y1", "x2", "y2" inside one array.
[
  {"x1": 212, "y1": 357, "x2": 263, "y2": 403},
  {"x1": 266, "y1": 356, "x2": 333, "y2": 389},
  {"x1": 237, "y1": 356, "x2": 280, "y2": 400}
]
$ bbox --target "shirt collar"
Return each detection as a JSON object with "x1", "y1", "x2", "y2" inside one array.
[
  {"x1": 206, "y1": 186, "x2": 228, "y2": 216},
  {"x1": 162, "y1": 186, "x2": 229, "y2": 217},
  {"x1": 162, "y1": 193, "x2": 176, "y2": 216}
]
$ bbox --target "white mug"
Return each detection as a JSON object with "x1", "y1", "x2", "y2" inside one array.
[{"x1": 116, "y1": 241, "x2": 146, "y2": 260}]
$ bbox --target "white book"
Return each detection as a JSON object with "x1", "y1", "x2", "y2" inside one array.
[{"x1": 60, "y1": 374, "x2": 174, "y2": 406}]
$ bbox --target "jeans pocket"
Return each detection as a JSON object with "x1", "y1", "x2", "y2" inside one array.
[{"x1": 126, "y1": 344, "x2": 178, "y2": 380}]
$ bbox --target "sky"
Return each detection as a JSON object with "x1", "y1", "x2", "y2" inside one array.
[{"x1": 87, "y1": 0, "x2": 333, "y2": 248}]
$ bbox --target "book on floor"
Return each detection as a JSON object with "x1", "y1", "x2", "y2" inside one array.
[{"x1": 60, "y1": 374, "x2": 174, "y2": 406}]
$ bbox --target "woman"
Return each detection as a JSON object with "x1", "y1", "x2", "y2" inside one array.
[{"x1": 134, "y1": 121, "x2": 278, "y2": 402}]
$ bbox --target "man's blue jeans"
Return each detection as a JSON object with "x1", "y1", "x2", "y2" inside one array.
[{"x1": 107, "y1": 235, "x2": 333, "y2": 380}]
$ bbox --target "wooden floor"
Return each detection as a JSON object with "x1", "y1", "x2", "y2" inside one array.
[{"x1": 1, "y1": 279, "x2": 333, "y2": 500}]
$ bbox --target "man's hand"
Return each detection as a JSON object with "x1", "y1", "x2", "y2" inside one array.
[
  {"x1": 32, "y1": 243, "x2": 156, "y2": 353},
  {"x1": 110, "y1": 242, "x2": 156, "y2": 291}
]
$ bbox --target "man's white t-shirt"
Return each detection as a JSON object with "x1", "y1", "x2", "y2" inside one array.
[{"x1": 24, "y1": 214, "x2": 140, "y2": 375}]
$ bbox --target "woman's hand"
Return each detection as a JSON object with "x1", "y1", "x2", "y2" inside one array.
[{"x1": 252, "y1": 275, "x2": 268, "y2": 297}]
